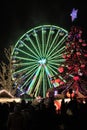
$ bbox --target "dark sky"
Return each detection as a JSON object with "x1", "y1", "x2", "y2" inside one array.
[{"x1": 0, "y1": 0, "x2": 87, "y2": 59}]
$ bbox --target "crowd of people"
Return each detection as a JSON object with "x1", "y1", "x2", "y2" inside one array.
[{"x1": 0, "y1": 96, "x2": 87, "y2": 130}]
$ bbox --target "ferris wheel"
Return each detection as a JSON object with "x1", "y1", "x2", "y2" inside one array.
[{"x1": 11, "y1": 25, "x2": 68, "y2": 98}]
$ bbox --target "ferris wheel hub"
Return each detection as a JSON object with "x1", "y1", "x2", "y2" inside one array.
[{"x1": 38, "y1": 58, "x2": 46, "y2": 64}]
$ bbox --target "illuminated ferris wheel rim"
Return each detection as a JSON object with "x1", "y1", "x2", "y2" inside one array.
[
  {"x1": 12, "y1": 25, "x2": 68, "y2": 55},
  {"x1": 11, "y1": 24, "x2": 68, "y2": 97}
]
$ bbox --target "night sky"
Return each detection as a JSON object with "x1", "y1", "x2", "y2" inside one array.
[{"x1": 0, "y1": 0, "x2": 87, "y2": 59}]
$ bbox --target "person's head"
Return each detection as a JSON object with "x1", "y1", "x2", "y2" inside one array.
[{"x1": 14, "y1": 103, "x2": 21, "y2": 112}]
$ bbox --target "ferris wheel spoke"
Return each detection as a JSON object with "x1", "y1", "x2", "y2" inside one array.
[
  {"x1": 13, "y1": 62, "x2": 38, "y2": 67},
  {"x1": 48, "y1": 59, "x2": 65, "y2": 66},
  {"x1": 25, "y1": 34, "x2": 41, "y2": 58},
  {"x1": 13, "y1": 63, "x2": 38, "y2": 75},
  {"x1": 13, "y1": 55, "x2": 38, "y2": 62},
  {"x1": 48, "y1": 63, "x2": 59, "y2": 70},
  {"x1": 48, "y1": 64, "x2": 58, "y2": 75},
  {"x1": 42, "y1": 28, "x2": 46, "y2": 57},
  {"x1": 14, "y1": 47, "x2": 38, "y2": 60},
  {"x1": 19, "y1": 65, "x2": 39, "y2": 89},
  {"x1": 48, "y1": 42, "x2": 66, "y2": 60},
  {"x1": 48, "y1": 53, "x2": 64, "y2": 63},
  {"x1": 47, "y1": 46, "x2": 65, "y2": 59},
  {"x1": 43, "y1": 64, "x2": 53, "y2": 88},
  {"x1": 48, "y1": 53, "x2": 64, "y2": 61},
  {"x1": 44, "y1": 64, "x2": 52, "y2": 77},
  {"x1": 38, "y1": 67, "x2": 49, "y2": 97},
  {"x1": 48, "y1": 59, "x2": 65, "y2": 65},
  {"x1": 58, "y1": 75, "x2": 66, "y2": 83},
  {"x1": 14, "y1": 71, "x2": 35, "y2": 91},
  {"x1": 33, "y1": 30, "x2": 42, "y2": 57},
  {"x1": 19, "y1": 40, "x2": 40, "y2": 58},
  {"x1": 47, "y1": 34, "x2": 67, "y2": 58},
  {"x1": 44, "y1": 27, "x2": 51, "y2": 55},
  {"x1": 12, "y1": 66, "x2": 38, "y2": 79},
  {"x1": 43, "y1": 66, "x2": 52, "y2": 96},
  {"x1": 48, "y1": 64, "x2": 66, "y2": 82},
  {"x1": 34, "y1": 72, "x2": 43, "y2": 97},
  {"x1": 46, "y1": 29, "x2": 60, "y2": 56},
  {"x1": 42, "y1": 68, "x2": 46, "y2": 97},
  {"x1": 49, "y1": 59, "x2": 65, "y2": 65},
  {"x1": 45, "y1": 28, "x2": 54, "y2": 56},
  {"x1": 47, "y1": 76, "x2": 53, "y2": 88},
  {"x1": 47, "y1": 64, "x2": 58, "y2": 75},
  {"x1": 27, "y1": 65, "x2": 42, "y2": 94},
  {"x1": 48, "y1": 64, "x2": 66, "y2": 83},
  {"x1": 23, "y1": 65, "x2": 38, "y2": 78},
  {"x1": 46, "y1": 29, "x2": 64, "y2": 57},
  {"x1": 35, "y1": 67, "x2": 46, "y2": 97}
]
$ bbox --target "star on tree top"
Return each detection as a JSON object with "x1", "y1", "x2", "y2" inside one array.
[{"x1": 70, "y1": 8, "x2": 78, "y2": 22}]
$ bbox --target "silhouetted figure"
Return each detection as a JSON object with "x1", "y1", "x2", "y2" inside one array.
[{"x1": 7, "y1": 103, "x2": 25, "y2": 130}]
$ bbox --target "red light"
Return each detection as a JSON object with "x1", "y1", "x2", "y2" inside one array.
[
  {"x1": 58, "y1": 67, "x2": 64, "y2": 73},
  {"x1": 73, "y1": 76, "x2": 79, "y2": 81}
]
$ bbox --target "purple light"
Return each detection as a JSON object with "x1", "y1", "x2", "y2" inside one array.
[{"x1": 70, "y1": 8, "x2": 78, "y2": 22}]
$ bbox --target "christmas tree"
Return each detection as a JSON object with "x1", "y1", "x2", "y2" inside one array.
[
  {"x1": 48, "y1": 9, "x2": 87, "y2": 98},
  {"x1": 64, "y1": 26, "x2": 87, "y2": 95}
]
